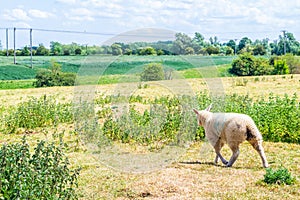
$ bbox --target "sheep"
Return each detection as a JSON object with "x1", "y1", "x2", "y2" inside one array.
[{"x1": 193, "y1": 104, "x2": 269, "y2": 168}]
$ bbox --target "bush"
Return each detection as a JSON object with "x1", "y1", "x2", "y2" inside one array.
[
  {"x1": 140, "y1": 63, "x2": 164, "y2": 81},
  {"x1": 263, "y1": 167, "x2": 295, "y2": 185},
  {"x1": 34, "y1": 60, "x2": 76, "y2": 87},
  {"x1": 273, "y1": 59, "x2": 289, "y2": 75},
  {"x1": 0, "y1": 137, "x2": 80, "y2": 199},
  {"x1": 230, "y1": 53, "x2": 272, "y2": 76}
]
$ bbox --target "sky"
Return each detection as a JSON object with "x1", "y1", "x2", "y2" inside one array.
[{"x1": 0, "y1": 0, "x2": 300, "y2": 48}]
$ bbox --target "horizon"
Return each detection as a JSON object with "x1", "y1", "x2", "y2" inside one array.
[{"x1": 1, "y1": 0, "x2": 300, "y2": 48}]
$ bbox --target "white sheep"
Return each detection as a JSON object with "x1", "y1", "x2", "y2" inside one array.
[{"x1": 193, "y1": 104, "x2": 269, "y2": 168}]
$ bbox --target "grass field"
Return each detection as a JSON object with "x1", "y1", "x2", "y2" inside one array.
[{"x1": 0, "y1": 74, "x2": 299, "y2": 199}]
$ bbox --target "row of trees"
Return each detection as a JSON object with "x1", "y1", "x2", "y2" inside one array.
[{"x1": 1, "y1": 31, "x2": 300, "y2": 56}]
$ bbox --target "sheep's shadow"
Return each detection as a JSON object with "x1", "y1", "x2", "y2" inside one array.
[
  {"x1": 179, "y1": 161, "x2": 270, "y2": 169},
  {"x1": 179, "y1": 161, "x2": 220, "y2": 167}
]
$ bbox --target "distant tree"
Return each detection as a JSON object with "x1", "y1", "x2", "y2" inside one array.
[
  {"x1": 185, "y1": 47, "x2": 194, "y2": 55},
  {"x1": 36, "y1": 44, "x2": 50, "y2": 56},
  {"x1": 138, "y1": 47, "x2": 156, "y2": 55},
  {"x1": 206, "y1": 46, "x2": 220, "y2": 55},
  {"x1": 224, "y1": 46, "x2": 234, "y2": 55},
  {"x1": 63, "y1": 49, "x2": 70, "y2": 56},
  {"x1": 21, "y1": 46, "x2": 30, "y2": 56},
  {"x1": 75, "y1": 48, "x2": 82, "y2": 55},
  {"x1": 238, "y1": 37, "x2": 252, "y2": 53},
  {"x1": 226, "y1": 40, "x2": 237, "y2": 53},
  {"x1": 253, "y1": 44, "x2": 267, "y2": 55},
  {"x1": 172, "y1": 33, "x2": 193, "y2": 55},
  {"x1": 50, "y1": 41, "x2": 63, "y2": 55},
  {"x1": 111, "y1": 43, "x2": 123, "y2": 55},
  {"x1": 156, "y1": 49, "x2": 164, "y2": 56},
  {"x1": 192, "y1": 32, "x2": 207, "y2": 53}
]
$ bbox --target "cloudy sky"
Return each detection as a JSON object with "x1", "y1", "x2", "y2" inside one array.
[{"x1": 0, "y1": 0, "x2": 300, "y2": 48}]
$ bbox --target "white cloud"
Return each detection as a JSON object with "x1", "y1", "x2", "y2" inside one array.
[
  {"x1": 65, "y1": 8, "x2": 95, "y2": 21},
  {"x1": 29, "y1": 9, "x2": 54, "y2": 19},
  {"x1": 13, "y1": 22, "x2": 31, "y2": 28},
  {"x1": 2, "y1": 8, "x2": 31, "y2": 21}
]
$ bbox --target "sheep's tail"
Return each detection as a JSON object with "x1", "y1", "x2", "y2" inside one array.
[{"x1": 246, "y1": 122, "x2": 262, "y2": 141}]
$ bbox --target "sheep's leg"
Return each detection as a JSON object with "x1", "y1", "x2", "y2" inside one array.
[
  {"x1": 226, "y1": 145, "x2": 240, "y2": 167},
  {"x1": 249, "y1": 140, "x2": 269, "y2": 168},
  {"x1": 214, "y1": 140, "x2": 228, "y2": 165}
]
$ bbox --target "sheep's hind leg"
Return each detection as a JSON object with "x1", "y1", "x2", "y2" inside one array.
[{"x1": 249, "y1": 140, "x2": 269, "y2": 168}]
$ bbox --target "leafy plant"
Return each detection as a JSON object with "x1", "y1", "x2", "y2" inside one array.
[
  {"x1": 0, "y1": 137, "x2": 80, "y2": 199},
  {"x1": 263, "y1": 167, "x2": 296, "y2": 185},
  {"x1": 3, "y1": 95, "x2": 73, "y2": 133}
]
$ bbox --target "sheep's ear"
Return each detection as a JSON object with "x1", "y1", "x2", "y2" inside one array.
[
  {"x1": 193, "y1": 108, "x2": 199, "y2": 115},
  {"x1": 205, "y1": 104, "x2": 212, "y2": 111}
]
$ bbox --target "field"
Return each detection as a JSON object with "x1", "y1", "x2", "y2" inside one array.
[
  {"x1": 0, "y1": 55, "x2": 234, "y2": 85},
  {"x1": 0, "y1": 71, "x2": 299, "y2": 199}
]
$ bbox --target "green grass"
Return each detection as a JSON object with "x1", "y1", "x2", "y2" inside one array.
[{"x1": 0, "y1": 79, "x2": 35, "y2": 90}]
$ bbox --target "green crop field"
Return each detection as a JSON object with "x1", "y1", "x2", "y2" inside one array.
[{"x1": 0, "y1": 55, "x2": 234, "y2": 80}]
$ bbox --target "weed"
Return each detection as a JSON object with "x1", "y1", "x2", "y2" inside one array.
[
  {"x1": 0, "y1": 137, "x2": 80, "y2": 199},
  {"x1": 263, "y1": 167, "x2": 296, "y2": 185}
]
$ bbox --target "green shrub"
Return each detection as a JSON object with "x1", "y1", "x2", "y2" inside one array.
[
  {"x1": 230, "y1": 53, "x2": 272, "y2": 76},
  {"x1": 0, "y1": 137, "x2": 80, "y2": 199},
  {"x1": 273, "y1": 59, "x2": 289, "y2": 75},
  {"x1": 34, "y1": 59, "x2": 76, "y2": 87},
  {"x1": 96, "y1": 92, "x2": 300, "y2": 145},
  {"x1": 263, "y1": 167, "x2": 295, "y2": 185},
  {"x1": 140, "y1": 63, "x2": 164, "y2": 81}
]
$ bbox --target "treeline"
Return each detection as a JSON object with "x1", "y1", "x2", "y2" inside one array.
[{"x1": 1, "y1": 31, "x2": 300, "y2": 56}]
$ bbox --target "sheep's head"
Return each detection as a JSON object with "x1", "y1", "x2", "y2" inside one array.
[{"x1": 193, "y1": 104, "x2": 212, "y2": 126}]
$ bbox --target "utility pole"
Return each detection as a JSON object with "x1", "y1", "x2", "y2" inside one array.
[
  {"x1": 30, "y1": 28, "x2": 33, "y2": 68},
  {"x1": 234, "y1": 39, "x2": 237, "y2": 55},
  {"x1": 282, "y1": 30, "x2": 286, "y2": 55},
  {"x1": 6, "y1": 28, "x2": 8, "y2": 57},
  {"x1": 14, "y1": 27, "x2": 16, "y2": 64}
]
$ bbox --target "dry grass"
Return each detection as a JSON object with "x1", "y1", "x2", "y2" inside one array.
[
  {"x1": 68, "y1": 141, "x2": 299, "y2": 199},
  {"x1": 1, "y1": 74, "x2": 300, "y2": 199}
]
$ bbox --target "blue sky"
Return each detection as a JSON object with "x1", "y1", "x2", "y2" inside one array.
[{"x1": 1, "y1": 0, "x2": 300, "y2": 48}]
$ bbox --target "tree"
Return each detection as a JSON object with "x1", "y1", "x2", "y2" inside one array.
[
  {"x1": 172, "y1": 33, "x2": 193, "y2": 55},
  {"x1": 226, "y1": 40, "x2": 236, "y2": 53},
  {"x1": 36, "y1": 44, "x2": 50, "y2": 56},
  {"x1": 111, "y1": 43, "x2": 123, "y2": 55},
  {"x1": 138, "y1": 47, "x2": 156, "y2": 55},
  {"x1": 21, "y1": 46, "x2": 30, "y2": 56},
  {"x1": 75, "y1": 48, "x2": 82, "y2": 55},
  {"x1": 140, "y1": 63, "x2": 164, "y2": 81},
  {"x1": 253, "y1": 44, "x2": 267, "y2": 55},
  {"x1": 238, "y1": 37, "x2": 252, "y2": 53},
  {"x1": 50, "y1": 41, "x2": 63, "y2": 55},
  {"x1": 206, "y1": 46, "x2": 219, "y2": 55},
  {"x1": 185, "y1": 47, "x2": 194, "y2": 55}
]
